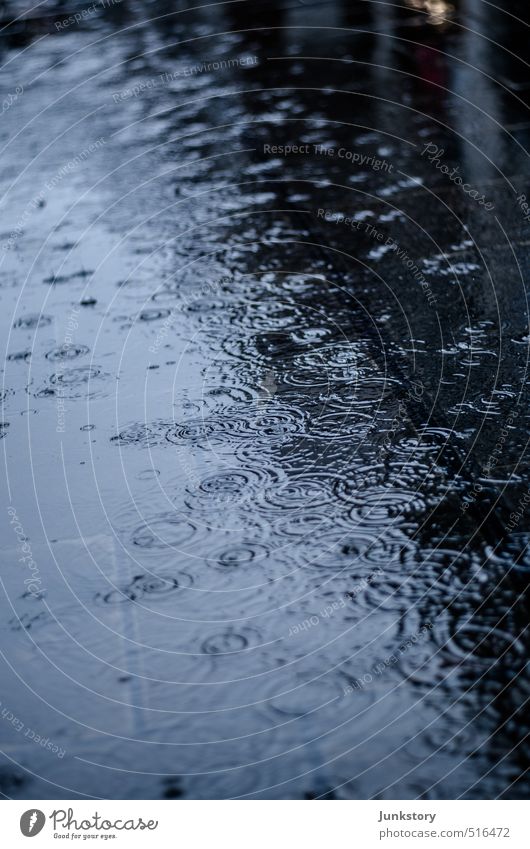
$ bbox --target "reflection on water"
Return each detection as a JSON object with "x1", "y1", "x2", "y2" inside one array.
[{"x1": 1, "y1": 0, "x2": 530, "y2": 799}]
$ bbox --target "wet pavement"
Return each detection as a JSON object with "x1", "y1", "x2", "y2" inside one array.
[{"x1": 1, "y1": 0, "x2": 530, "y2": 799}]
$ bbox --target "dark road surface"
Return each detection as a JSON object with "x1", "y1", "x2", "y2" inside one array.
[{"x1": 1, "y1": 0, "x2": 530, "y2": 799}]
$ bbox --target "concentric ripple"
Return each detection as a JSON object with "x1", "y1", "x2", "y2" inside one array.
[
  {"x1": 347, "y1": 486, "x2": 426, "y2": 527},
  {"x1": 166, "y1": 402, "x2": 306, "y2": 449},
  {"x1": 40, "y1": 366, "x2": 106, "y2": 398},
  {"x1": 201, "y1": 628, "x2": 259, "y2": 655},
  {"x1": 206, "y1": 542, "x2": 270, "y2": 570},
  {"x1": 185, "y1": 467, "x2": 276, "y2": 511},
  {"x1": 112, "y1": 421, "x2": 170, "y2": 447},
  {"x1": 284, "y1": 343, "x2": 364, "y2": 387},
  {"x1": 45, "y1": 344, "x2": 90, "y2": 362},
  {"x1": 96, "y1": 570, "x2": 193, "y2": 604},
  {"x1": 130, "y1": 513, "x2": 198, "y2": 550}
]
